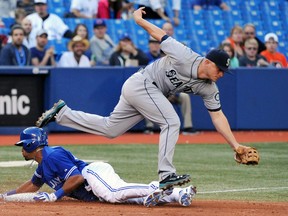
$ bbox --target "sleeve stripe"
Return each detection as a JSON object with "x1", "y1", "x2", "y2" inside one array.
[
  {"x1": 64, "y1": 166, "x2": 77, "y2": 180},
  {"x1": 208, "y1": 107, "x2": 222, "y2": 112},
  {"x1": 34, "y1": 171, "x2": 42, "y2": 178}
]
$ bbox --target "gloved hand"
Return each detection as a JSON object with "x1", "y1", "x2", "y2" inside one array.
[{"x1": 33, "y1": 192, "x2": 57, "y2": 202}]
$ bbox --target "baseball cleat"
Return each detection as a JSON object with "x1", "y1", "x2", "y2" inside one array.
[
  {"x1": 143, "y1": 188, "x2": 172, "y2": 207},
  {"x1": 159, "y1": 174, "x2": 191, "y2": 190},
  {"x1": 36, "y1": 100, "x2": 66, "y2": 128},
  {"x1": 178, "y1": 185, "x2": 197, "y2": 207}
]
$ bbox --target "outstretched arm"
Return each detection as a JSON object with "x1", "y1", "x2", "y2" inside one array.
[
  {"x1": 209, "y1": 110, "x2": 240, "y2": 150},
  {"x1": 133, "y1": 7, "x2": 166, "y2": 42}
]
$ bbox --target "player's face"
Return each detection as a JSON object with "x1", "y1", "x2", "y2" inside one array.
[
  {"x1": 22, "y1": 148, "x2": 34, "y2": 161},
  {"x1": 207, "y1": 62, "x2": 224, "y2": 82}
]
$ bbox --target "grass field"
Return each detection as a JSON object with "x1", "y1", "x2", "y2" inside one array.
[{"x1": 0, "y1": 142, "x2": 287, "y2": 202}]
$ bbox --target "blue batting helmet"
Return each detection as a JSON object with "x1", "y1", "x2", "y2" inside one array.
[{"x1": 15, "y1": 127, "x2": 48, "y2": 153}]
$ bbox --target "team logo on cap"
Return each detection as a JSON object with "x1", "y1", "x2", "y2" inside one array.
[{"x1": 226, "y1": 58, "x2": 230, "y2": 67}]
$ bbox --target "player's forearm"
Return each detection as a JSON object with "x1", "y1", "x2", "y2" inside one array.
[
  {"x1": 6, "y1": 180, "x2": 39, "y2": 195},
  {"x1": 61, "y1": 175, "x2": 85, "y2": 195},
  {"x1": 209, "y1": 110, "x2": 240, "y2": 150},
  {"x1": 133, "y1": 8, "x2": 166, "y2": 42}
]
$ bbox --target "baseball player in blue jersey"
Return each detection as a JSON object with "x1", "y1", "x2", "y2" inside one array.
[
  {"x1": 36, "y1": 7, "x2": 256, "y2": 191},
  {"x1": 1, "y1": 127, "x2": 196, "y2": 207}
]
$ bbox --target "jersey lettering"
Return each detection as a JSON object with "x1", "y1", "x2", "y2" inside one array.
[
  {"x1": 49, "y1": 177, "x2": 62, "y2": 189},
  {"x1": 166, "y1": 70, "x2": 183, "y2": 88}
]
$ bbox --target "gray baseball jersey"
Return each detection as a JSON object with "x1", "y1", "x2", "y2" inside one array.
[
  {"x1": 143, "y1": 36, "x2": 221, "y2": 111},
  {"x1": 55, "y1": 35, "x2": 221, "y2": 181}
]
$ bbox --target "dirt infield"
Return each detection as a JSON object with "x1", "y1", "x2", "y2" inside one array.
[
  {"x1": 1, "y1": 200, "x2": 288, "y2": 216},
  {"x1": 1, "y1": 131, "x2": 288, "y2": 215}
]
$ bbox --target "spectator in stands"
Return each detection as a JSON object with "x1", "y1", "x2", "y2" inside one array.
[
  {"x1": 223, "y1": 25, "x2": 244, "y2": 59},
  {"x1": 21, "y1": 17, "x2": 34, "y2": 48},
  {"x1": 26, "y1": 0, "x2": 73, "y2": 43},
  {"x1": 143, "y1": 22, "x2": 198, "y2": 135},
  {"x1": 239, "y1": 38, "x2": 270, "y2": 67},
  {"x1": 145, "y1": 36, "x2": 162, "y2": 64},
  {"x1": 220, "y1": 43, "x2": 239, "y2": 68},
  {"x1": 69, "y1": 0, "x2": 99, "y2": 18},
  {"x1": 30, "y1": 29, "x2": 55, "y2": 66},
  {"x1": 162, "y1": 22, "x2": 174, "y2": 38},
  {"x1": 260, "y1": 33, "x2": 287, "y2": 68},
  {"x1": 0, "y1": 25, "x2": 31, "y2": 66},
  {"x1": 135, "y1": 0, "x2": 181, "y2": 26},
  {"x1": 8, "y1": 17, "x2": 34, "y2": 48},
  {"x1": 58, "y1": 35, "x2": 91, "y2": 67},
  {"x1": 109, "y1": 32, "x2": 149, "y2": 66},
  {"x1": 110, "y1": 0, "x2": 134, "y2": 19},
  {"x1": 243, "y1": 23, "x2": 265, "y2": 54},
  {"x1": 0, "y1": 0, "x2": 17, "y2": 18},
  {"x1": 90, "y1": 19, "x2": 115, "y2": 66},
  {"x1": 0, "y1": 19, "x2": 8, "y2": 51},
  {"x1": 17, "y1": 0, "x2": 35, "y2": 15},
  {"x1": 13, "y1": 8, "x2": 27, "y2": 27},
  {"x1": 72, "y1": 23, "x2": 92, "y2": 62},
  {"x1": 192, "y1": 0, "x2": 230, "y2": 11}
]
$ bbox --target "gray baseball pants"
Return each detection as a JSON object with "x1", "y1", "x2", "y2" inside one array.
[{"x1": 56, "y1": 72, "x2": 179, "y2": 180}]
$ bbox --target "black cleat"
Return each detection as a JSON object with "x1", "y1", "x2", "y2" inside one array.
[
  {"x1": 36, "y1": 100, "x2": 66, "y2": 127},
  {"x1": 159, "y1": 174, "x2": 191, "y2": 190}
]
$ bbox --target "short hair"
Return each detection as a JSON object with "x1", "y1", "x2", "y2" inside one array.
[
  {"x1": 243, "y1": 23, "x2": 256, "y2": 31},
  {"x1": 230, "y1": 25, "x2": 243, "y2": 37},
  {"x1": 244, "y1": 38, "x2": 258, "y2": 47},
  {"x1": 11, "y1": 24, "x2": 25, "y2": 35},
  {"x1": 220, "y1": 42, "x2": 235, "y2": 57}
]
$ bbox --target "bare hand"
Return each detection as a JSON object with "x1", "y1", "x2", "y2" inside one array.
[
  {"x1": 173, "y1": 17, "x2": 180, "y2": 26},
  {"x1": 133, "y1": 7, "x2": 146, "y2": 22},
  {"x1": 46, "y1": 46, "x2": 54, "y2": 56}
]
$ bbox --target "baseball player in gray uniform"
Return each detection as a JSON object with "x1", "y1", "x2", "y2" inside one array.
[{"x1": 36, "y1": 7, "x2": 247, "y2": 191}]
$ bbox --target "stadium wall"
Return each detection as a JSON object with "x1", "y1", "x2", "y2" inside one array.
[{"x1": 0, "y1": 67, "x2": 287, "y2": 134}]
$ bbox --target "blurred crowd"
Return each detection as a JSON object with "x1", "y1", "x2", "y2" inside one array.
[{"x1": 0, "y1": 0, "x2": 286, "y2": 68}]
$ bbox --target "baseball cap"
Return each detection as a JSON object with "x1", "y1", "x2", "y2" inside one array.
[
  {"x1": 205, "y1": 49, "x2": 230, "y2": 73},
  {"x1": 34, "y1": 0, "x2": 47, "y2": 4},
  {"x1": 93, "y1": 19, "x2": 106, "y2": 28},
  {"x1": 36, "y1": 29, "x2": 48, "y2": 37},
  {"x1": 119, "y1": 32, "x2": 131, "y2": 41},
  {"x1": 264, "y1": 33, "x2": 278, "y2": 43}
]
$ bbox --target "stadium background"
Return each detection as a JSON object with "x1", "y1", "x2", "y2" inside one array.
[{"x1": 0, "y1": 0, "x2": 287, "y2": 134}]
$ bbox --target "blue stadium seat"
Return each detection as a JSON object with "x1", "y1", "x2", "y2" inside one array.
[
  {"x1": 2, "y1": 17, "x2": 15, "y2": 28},
  {"x1": 47, "y1": 0, "x2": 64, "y2": 8},
  {"x1": 0, "y1": 28, "x2": 10, "y2": 35},
  {"x1": 49, "y1": 7, "x2": 66, "y2": 17}
]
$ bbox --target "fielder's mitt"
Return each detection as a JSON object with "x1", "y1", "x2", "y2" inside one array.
[{"x1": 234, "y1": 146, "x2": 260, "y2": 165}]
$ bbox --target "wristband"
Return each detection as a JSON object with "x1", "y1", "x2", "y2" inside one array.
[
  {"x1": 54, "y1": 188, "x2": 65, "y2": 199},
  {"x1": 6, "y1": 190, "x2": 16, "y2": 196}
]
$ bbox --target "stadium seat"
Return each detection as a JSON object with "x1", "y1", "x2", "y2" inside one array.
[
  {"x1": 49, "y1": 7, "x2": 66, "y2": 17},
  {"x1": 2, "y1": 17, "x2": 15, "y2": 28}
]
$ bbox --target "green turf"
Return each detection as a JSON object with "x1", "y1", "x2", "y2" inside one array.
[{"x1": 0, "y1": 142, "x2": 287, "y2": 202}]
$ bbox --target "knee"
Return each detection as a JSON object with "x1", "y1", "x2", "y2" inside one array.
[{"x1": 105, "y1": 130, "x2": 119, "y2": 139}]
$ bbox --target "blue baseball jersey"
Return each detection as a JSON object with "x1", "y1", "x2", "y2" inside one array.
[{"x1": 31, "y1": 146, "x2": 98, "y2": 202}]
